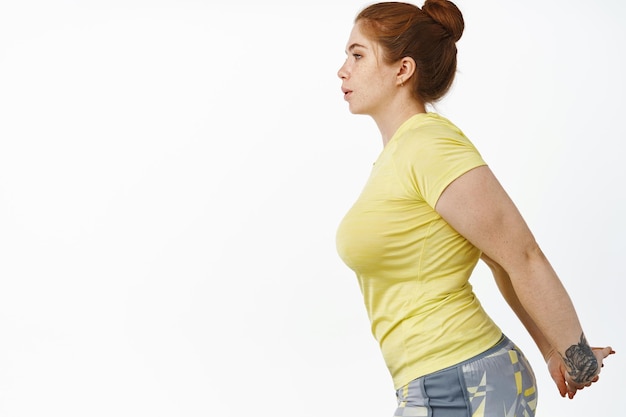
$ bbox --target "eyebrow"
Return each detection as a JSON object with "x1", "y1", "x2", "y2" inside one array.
[{"x1": 345, "y1": 43, "x2": 367, "y2": 54}]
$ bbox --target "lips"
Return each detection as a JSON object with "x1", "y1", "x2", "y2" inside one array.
[{"x1": 342, "y1": 87, "x2": 353, "y2": 100}]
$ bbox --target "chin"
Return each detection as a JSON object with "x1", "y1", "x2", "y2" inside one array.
[{"x1": 348, "y1": 104, "x2": 367, "y2": 115}]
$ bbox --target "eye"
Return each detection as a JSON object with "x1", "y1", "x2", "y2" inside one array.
[{"x1": 353, "y1": 53, "x2": 362, "y2": 60}]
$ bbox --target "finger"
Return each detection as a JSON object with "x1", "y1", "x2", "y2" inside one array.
[
  {"x1": 566, "y1": 380, "x2": 578, "y2": 399},
  {"x1": 553, "y1": 375, "x2": 567, "y2": 397},
  {"x1": 592, "y1": 346, "x2": 615, "y2": 357},
  {"x1": 602, "y1": 347, "x2": 615, "y2": 356},
  {"x1": 568, "y1": 386, "x2": 578, "y2": 399},
  {"x1": 553, "y1": 373, "x2": 567, "y2": 397}
]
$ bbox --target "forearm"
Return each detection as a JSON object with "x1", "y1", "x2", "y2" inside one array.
[
  {"x1": 500, "y1": 248, "x2": 599, "y2": 384},
  {"x1": 435, "y1": 166, "x2": 603, "y2": 387},
  {"x1": 482, "y1": 254, "x2": 553, "y2": 358}
]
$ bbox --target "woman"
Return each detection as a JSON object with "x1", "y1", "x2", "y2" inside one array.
[{"x1": 335, "y1": 1, "x2": 614, "y2": 416}]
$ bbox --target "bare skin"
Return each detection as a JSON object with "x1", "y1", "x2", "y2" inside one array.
[
  {"x1": 481, "y1": 251, "x2": 614, "y2": 398},
  {"x1": 338, "y1": 21, "x2": 614, "y2": 398},
  {"x1": 337, "y1": 22, "x2": 424, "y2": 144},
  {"x1": 435, "y1": 166, "x2": 613, "y2": 397}
]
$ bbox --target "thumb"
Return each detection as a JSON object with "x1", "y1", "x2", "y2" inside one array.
[
  {"x1": 593, "y1": 346, "x2": 615, "y2": 363},
  {"x1": 551, "y1": 366, "x2": 567, "y2": 397}
]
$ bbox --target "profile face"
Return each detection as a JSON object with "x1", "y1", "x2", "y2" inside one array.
[{"x1": 337, "y1": 22, "x2": 397, "y2": 116}]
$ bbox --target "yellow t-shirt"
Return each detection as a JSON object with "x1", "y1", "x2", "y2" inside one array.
[{"x1": 336, "y1": 113, "x2": 502, "y2": 389}]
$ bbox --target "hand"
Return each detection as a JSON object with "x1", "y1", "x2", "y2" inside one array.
[
  {"x1": 545, "y1": 349, "x2": 570, "y2": 398},
  {"x1": 546, "y1": 346, "x2": 615, "y2": 399},
  {"x1": 563, "y1": 346, "x2": 615, "y2": 398}
]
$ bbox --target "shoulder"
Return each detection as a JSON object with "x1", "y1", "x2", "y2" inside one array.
[
  {"x1": 392, "y1": 113, "x2": 478, "y2": 159},
  {"x1": 391, "y1": 114, "x2": 487, "y2": 206}
]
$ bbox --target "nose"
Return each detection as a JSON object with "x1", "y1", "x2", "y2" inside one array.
[{"x1": 337, "y1": 61, "x2": 348, "y2": 80}]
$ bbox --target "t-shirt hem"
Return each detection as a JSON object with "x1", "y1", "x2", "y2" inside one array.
[{"x1": 391, "y1": 330, "x2": 504, "y2": 390}]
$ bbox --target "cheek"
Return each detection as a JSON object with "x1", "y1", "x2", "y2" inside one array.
[{"x1": 366, "y1": 75, "x2": 392, "y2": 99}]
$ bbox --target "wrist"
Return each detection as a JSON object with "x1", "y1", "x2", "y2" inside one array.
[{"x1": 543, "y1": 347, "x2": 557, "y2": 363}]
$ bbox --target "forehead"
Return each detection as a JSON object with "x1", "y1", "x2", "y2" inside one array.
[{"x1": 345, "y1": 22, "x2": 372, "y2": 51}]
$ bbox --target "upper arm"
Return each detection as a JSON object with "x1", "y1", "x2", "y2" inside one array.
[{"x1": 435, "y1": 165, "x2": 541, "y2": 273}]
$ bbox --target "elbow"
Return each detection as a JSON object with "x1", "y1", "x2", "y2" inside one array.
[
  {"x1": 483, "y1": 240, "x2": 547, "y2": 276},
  {"x1": 522, "y1": 242, "x2": 547, "y2": 264},
  {"x1": 506, "y1": 241, "x2": 550, "y2": 281}
]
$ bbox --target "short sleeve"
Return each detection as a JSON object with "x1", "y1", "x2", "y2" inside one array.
[{"x1": 392, "y1": 120, "x2": 486, "y2": 208}]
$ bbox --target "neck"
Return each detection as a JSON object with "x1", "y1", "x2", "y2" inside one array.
[{"x1": 373, "y1": 98, "x2": 426, "y2": 146}]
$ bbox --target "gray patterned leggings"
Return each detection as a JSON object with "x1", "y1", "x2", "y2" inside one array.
[{"x1": 394, "y1": 335, "x2": 537, "y2": 417}]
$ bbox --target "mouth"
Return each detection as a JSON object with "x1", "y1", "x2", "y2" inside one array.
[{"x1": 342, "y1": 87, "x2": 353, "y2": 100}]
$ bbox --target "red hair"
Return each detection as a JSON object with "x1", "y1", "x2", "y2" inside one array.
[{"x1": 356, "y1": 1, "x2": 464, "y2": 103}]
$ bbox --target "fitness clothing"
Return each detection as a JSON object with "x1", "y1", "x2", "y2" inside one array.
[
  {"x1": 336, "y1": 113, "x2": 503, "y2": 389},
  {"x1": 394, "y1": 335, "x2": 537, "y2": 417}
]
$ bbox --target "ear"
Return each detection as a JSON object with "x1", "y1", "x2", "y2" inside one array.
[{"x1": 396, "y1": 56, "x2": 416, "y2": 86}]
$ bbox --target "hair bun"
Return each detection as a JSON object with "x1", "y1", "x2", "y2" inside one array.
[{"x1": 422, "y1": 0, "x2": 464, "y2": 42}]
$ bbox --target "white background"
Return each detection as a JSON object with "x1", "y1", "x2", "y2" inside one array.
[{"x1": 0, "y1": 0, "x2": 623, "y2": 416}]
